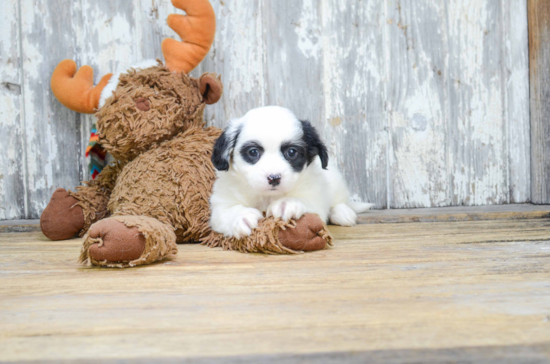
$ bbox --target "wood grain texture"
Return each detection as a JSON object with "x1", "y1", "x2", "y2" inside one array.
[
  {"x1": 198, "y1": 0, "x2": 266, "y2": 128},
  {"x1": 0, "y1": 1, "x2": 26, "y2": 220},
  {"x1": 529, "y1": 0, "x2": 550, "y2": 204},
  {"x1": 2, "y1": 346, "x2": 548, "y2": 364},
  {"x1": 1, "y1": 220, "x2": 550, "y2": 361},
  {"x1": 504, "y1": 0, "x2": 530, "y2": 203},
  {"x1": 19, "y1": 0, "x2": 84, "y2": 219},
  {"x1": 446, "y1": 0, "x2": 509, "y2": 207},
  {"x1": 0, "y1": 219, "x2": 41, "y2": 233},
  {"x1": 357, "y1": 203, "x2": 550, "y2": 224},
  {"x1": 263, "y1": 0, "x2": 325, "y2": 125},
  {"x1": 385, "y1": 0, "x2": 450, "y2": 208},
  {"x1": 322, "y1": 0, "x2": 388, "y2": 208},
  {"x1": 0, "y1": 0, "x2": 531, "y2": 219},
  {"x1": 385, "y1": 0, "x2": 530, "y2": 208}
]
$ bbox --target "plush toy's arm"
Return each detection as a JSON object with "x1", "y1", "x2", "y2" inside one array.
[
  {"x1": 70, "y1": 162, "x2": 124, "y2": 234},
  {"x1": 202, "y1": 214, "x2": 332, "y2": 254}
]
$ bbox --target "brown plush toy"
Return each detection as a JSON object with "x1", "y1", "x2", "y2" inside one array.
[{"x1": 40, "y1": 0, "x2": 332, "y2": 268}]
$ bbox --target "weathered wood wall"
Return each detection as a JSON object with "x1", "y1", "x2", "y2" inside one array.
[
  {"x1": 529, "y1": 0, "x2": 550, "y2": 204},
  {"x1": 0, "y1": 0, "x2": 530, "y2": 220}
]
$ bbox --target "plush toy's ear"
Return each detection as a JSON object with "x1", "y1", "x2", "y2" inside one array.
[
  {"x1": 199, "y1": 73, "x2": 223, "y2": 105},
  {"x1": 300, "y1": 120, "x2": 329, "y2": 169},
  {"x1": 211, "y1": 121, "x2": 242, "y2": 171}
]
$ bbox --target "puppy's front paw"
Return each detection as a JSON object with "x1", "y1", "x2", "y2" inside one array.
[
  {"x1": 267, "y1": 198, "x2": 307, "y2": 221},
  {"x1": 229, "y1": 208, "x2": 264, "y2": 239}
]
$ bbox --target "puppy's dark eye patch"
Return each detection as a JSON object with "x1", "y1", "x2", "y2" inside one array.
[
  {"x1": 281, "y1": 143, "x2": 307, "y2": 172},
  {"x1": 285, "y1": 148, "x2": 298, "y2": 159},
  {"x1": 240, "y1": 141, "x2": 264, "y2": 164}
]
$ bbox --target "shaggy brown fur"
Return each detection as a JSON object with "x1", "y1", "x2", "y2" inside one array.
[
  {"x1": 108, "y1": 126, "x2": 221, "y2": 243},
  {"x1": 69, "y1": 162, "x2": 124, "y2": 235},
  {"x1": 96, "y1": 65, "x2": 206, "y2": 162},
  {"x1": 42, "y1": 63, "x2": 332, "y2": 268}
]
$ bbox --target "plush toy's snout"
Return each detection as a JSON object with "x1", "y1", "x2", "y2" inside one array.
[{"x1": 135, "y1": 97, "x2": 150, "y2": 112}]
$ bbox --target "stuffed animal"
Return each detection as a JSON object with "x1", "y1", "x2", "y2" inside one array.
[{"x1": 40, "y1": 0, "x2": 332, "y2": 268}]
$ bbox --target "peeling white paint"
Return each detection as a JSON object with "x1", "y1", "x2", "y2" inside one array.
[
  {"x1": 0, "y1": 0, "x2": 531, "y2": 219},
  {"x1": 504, "y1": 0, "x2": 530, "y2": 203},
  {"x1": 389, "y1": 76, "x2": 448, "y2": 207},
  {"x1": 295, "y1": 0, "x2": 321, "y2": 59},
  {"x1": 0, "y1": 0, "x2": 25, "y2": 219},
  {"x1": 200, "y1": 0, "x2": 266, "y2": 126}
]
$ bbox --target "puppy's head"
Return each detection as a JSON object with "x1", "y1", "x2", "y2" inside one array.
[{"x1": 212, "y1": 106, "x2": 328, "y2": 195}]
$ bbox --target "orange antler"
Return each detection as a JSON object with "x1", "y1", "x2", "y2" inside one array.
[
  {"x1": 162, "y1": 0, "x2": 216, "y2": 74},
  {"x1": 50, "y1": 60, "x2": 113, "y2": 114}
]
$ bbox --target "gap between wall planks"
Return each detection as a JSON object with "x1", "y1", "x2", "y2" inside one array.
[
  {"x1": 0, "y1": 0, "x2": 530, "y2": 220},
  {"x1": 529, "y1": 0, "x2": 550, "y2": 204}
]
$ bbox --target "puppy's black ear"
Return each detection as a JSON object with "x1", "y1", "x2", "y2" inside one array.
[
  {"x1": 211, "y1": 122, "x2": 242, "y2": 171},
  {"x1": 211, "y1": 130, "x2": 231, "y2": 171},
  {"x1": 300, "y1": 120, "x2": 329, "y2": 169}
]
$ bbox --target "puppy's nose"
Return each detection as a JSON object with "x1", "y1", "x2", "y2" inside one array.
[{"x1": 268, "y1": 174, "x2": 281, "y2": 186}]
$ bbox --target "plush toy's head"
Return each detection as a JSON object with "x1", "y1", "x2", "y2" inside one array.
[
  {"x1": 50, "y1": 0, "x2": 223, "y2": 162},
  {"x1": 95, "y1": 65, "x2": 222, "y2": 162}
]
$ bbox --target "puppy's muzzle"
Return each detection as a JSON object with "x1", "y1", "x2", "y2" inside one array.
[{"x1": 268, "y1": 174, "x2": 281, "y2": 187}]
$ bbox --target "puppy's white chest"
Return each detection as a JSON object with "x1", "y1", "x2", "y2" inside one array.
[{"x1": 255, "y1": 195, "x2": 283, "y2": 213}]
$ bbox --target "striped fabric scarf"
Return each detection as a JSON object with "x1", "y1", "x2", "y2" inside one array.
[{"x1": 85, "y1": 124, "x2": 106, "y2": 180}]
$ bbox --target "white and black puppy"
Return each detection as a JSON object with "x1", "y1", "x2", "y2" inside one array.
[{"x1": 209, "y1": 106, "x2": 373, "y2": 238}]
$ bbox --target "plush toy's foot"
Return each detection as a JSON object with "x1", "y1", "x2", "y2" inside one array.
[
  {"x1": 79, "y1": 216, "x2": 178, "y2": 268},
  {"x1": 278, "y1": 214, "x2": 330, "y2": 251},
  {"x1": 202, "y1": 213, "x2": 332, "y2": 254},
  {"x1": 86, "y1": 219, "x2": 147, "y2": 262},
  {"x1": 40, "y1": 188, "x2": 85, "y2": 240}
]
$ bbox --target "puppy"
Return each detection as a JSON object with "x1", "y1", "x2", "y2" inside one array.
[{"x1": 209, "y1": 106, "x2": 373, "y2": 238}]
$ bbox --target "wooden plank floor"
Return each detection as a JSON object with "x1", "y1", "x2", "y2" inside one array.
[{"x1": 1, "y1": 219, "x2": 550, "y2": 362}]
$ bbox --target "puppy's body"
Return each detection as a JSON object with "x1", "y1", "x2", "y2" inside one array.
[{"x1": 210, "y1": 106, "x2": 372, "y2": 238}]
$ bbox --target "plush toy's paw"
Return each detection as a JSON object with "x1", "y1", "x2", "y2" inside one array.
[
  {"x1": 266, "y1": 197, "x2": 307, "y2": 221},
  {"x1": 87, "y1": 219, "x2": 146, "y2": 262},
  {"x1": 278, "y1": 213, "x2": 330, "y2": 251},
  {"x1": 329, "y1": 203, "x2": 358, "y2": 226},
  {"x1": 227, "y1": 207, "x2": 264, "y2": 239},
  {"x1": 40, "y1": 188, "x2": 85, "y2": 240}
]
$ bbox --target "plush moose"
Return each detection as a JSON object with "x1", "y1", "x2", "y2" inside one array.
[{"x1": 40, "y1": 0, "x2": 332, "y2": 267}]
